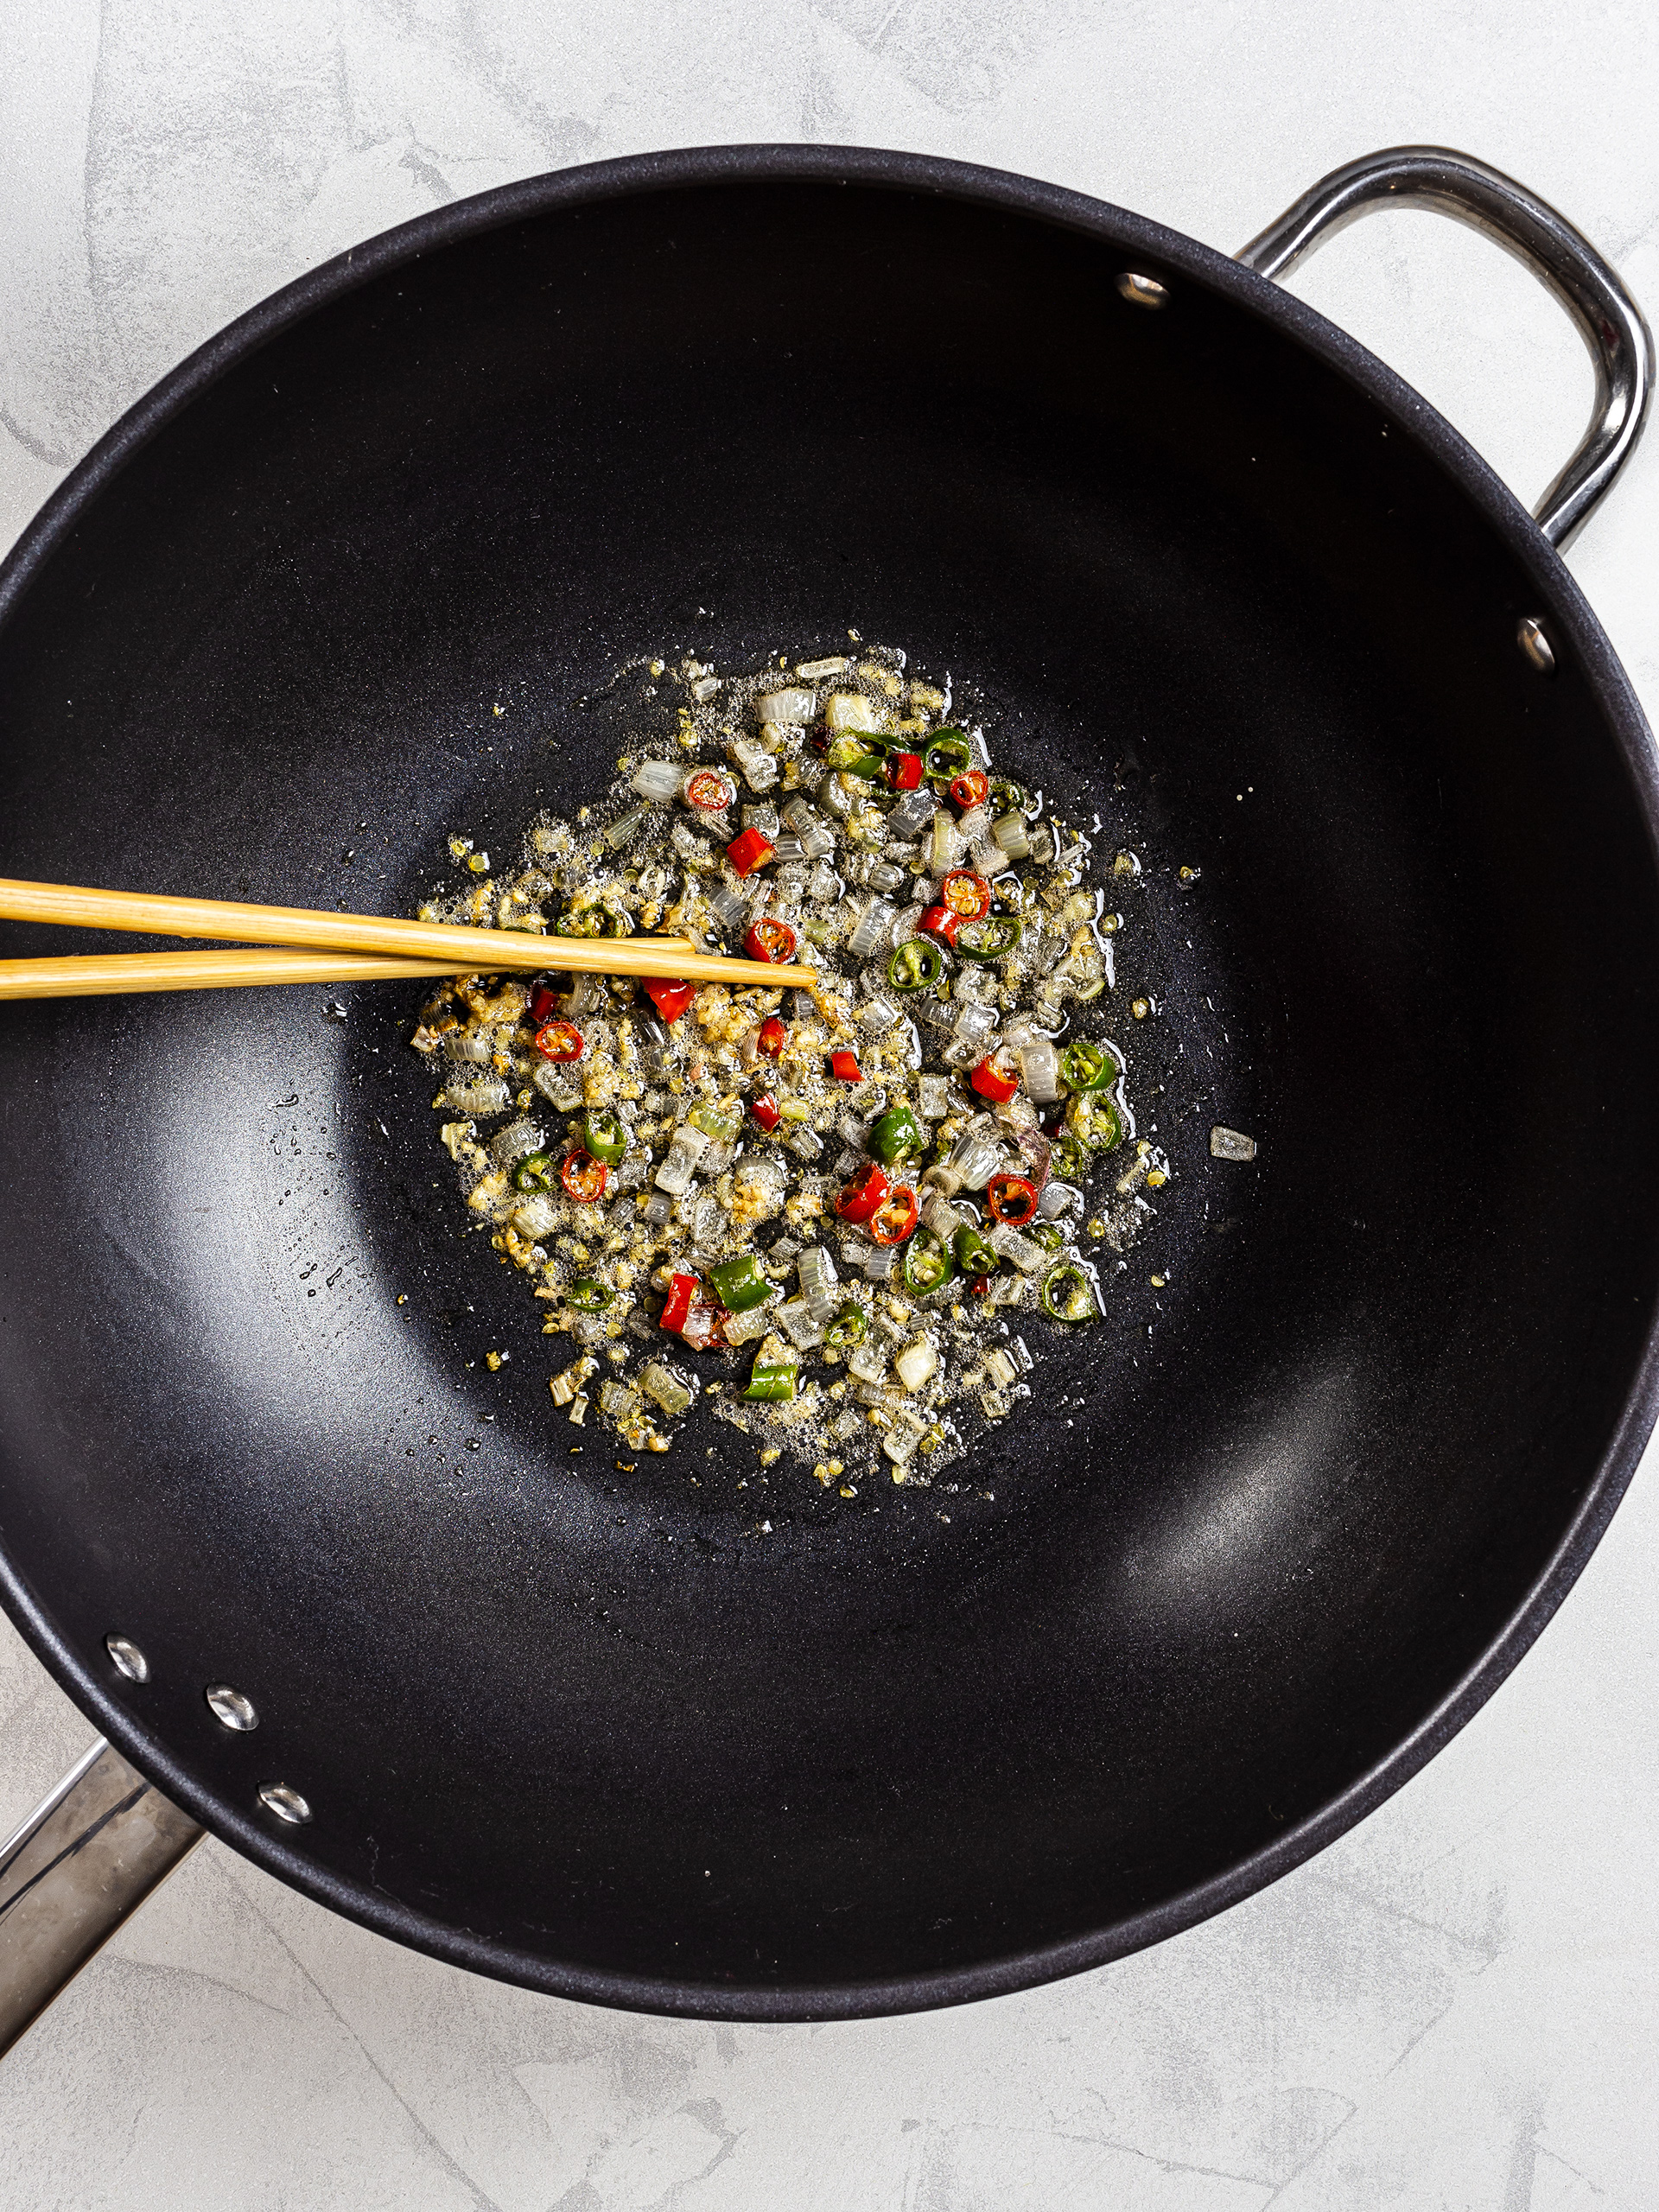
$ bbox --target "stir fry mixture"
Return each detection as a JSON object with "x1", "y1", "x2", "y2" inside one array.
[{"x1": 410, "y1": 645, "x2": 1167, "y2": 1490}]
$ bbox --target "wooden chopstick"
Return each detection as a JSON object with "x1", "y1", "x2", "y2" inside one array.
[
  {"x1": 0, "y1": 877, "x2": 816, "y2": 992},
  {"x1": 0, "y1": 950, "x2": 473, "y2": 1000}
]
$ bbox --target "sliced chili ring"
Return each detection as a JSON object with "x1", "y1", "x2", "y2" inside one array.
[
  {"x1": 986, "y1": 1173, "x2": 1039, "y2": 1226},
  {"x1": 888, "y1": 937, "x2": 944, "y2": 993},
  {"x1": 511, "y1": 1150, "x2": 556, "y2": 1194},
  {"x1": 533, "y1": 1020, "x2": 585, "y2": 1063},
  {"x1": 918, "y1": 905, "x2": 961, "y2": 947},
  {"x1": 684, "y1": 766, "x2": 736, "y2": 813},
  {"x1": 955, "y1": 916, "x2": 1021, "y2": 962},
  {"x1": 886, "y1": 750, "x2": 925, "y2": 791},
  {"x1": 922, "y1": 730, "x2": 974, "y2": 781},
  {"x1": 560, "y1": 1151, "x2": 609, "y2": 1204},
  {"x1": 948, "y1": 767, "x2": 989, "y2": 810},
  {"x1": 744, "y1": 917, "x2": 798, "y2": 964},
  {"x1": 941, "y1": 868, "x2": 991, "y2": 919},
  {"x1": 969, "y1": 1048, "x2": 1020, "y2": 1103},
  {"x1": 1042, "y1": 1262, "x2": 1098, "y2": 1322},
  {"x1": 901, "y1": 1227, "x2": 957, "y2": 1297},
  {"x1": 757, "y1": 1014, "x2": 788, "y2": 1058},
  {"x1": 748, "y1": 1090, "x2": 783, "y2": 1133},
  {"x1": 835, "y1": 1161, "x2": 890, "y2": 1223},
  {"x1": 659, "y1": 1272, "x2": 700, "y2": 1332},
  {"x1": 869, "y1": 1185, "x2": 920, "y2": 1246},
  {"x1": 823, "y1": 1303, "x2": 869, "y2": 1350}
]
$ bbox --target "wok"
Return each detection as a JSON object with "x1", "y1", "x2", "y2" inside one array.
[{"x1": 1, "y1": 143, "x2": 1656, "y2": 2031}]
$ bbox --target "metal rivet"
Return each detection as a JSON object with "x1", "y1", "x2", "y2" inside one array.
[
  {"x1": 206, "y1": 1684, "x2": 259, "y2": 1732},
  {"x1": 258, "y1": 1783, "x2": 312, "y2": 1826},
  {"x1": 105, "y1": 1634, "x2": 149, "y2": 1683},
  {"x1": 1517, "y1": 616, "x2": 1557, "y2": 674},
  {"x1": 1116, "y1": 271, "x2": 1169, "y2": 309}
]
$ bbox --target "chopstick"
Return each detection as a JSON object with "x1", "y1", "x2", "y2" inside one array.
[
  {"x1": 0, "y1": 950, "x2": 474, "y2": 1000},
  {"x1": 0, "y1": 877, "x2": 817, "y2": 995}
]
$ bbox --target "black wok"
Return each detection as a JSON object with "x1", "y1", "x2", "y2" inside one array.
[{"x1": 2, "y1": 144, "x2": 1657, "y2": 2023}]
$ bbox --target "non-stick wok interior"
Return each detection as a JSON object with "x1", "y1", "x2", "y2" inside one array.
[{"x1": 2, "y1": 167, "x2": 1656, "y2": 2012}]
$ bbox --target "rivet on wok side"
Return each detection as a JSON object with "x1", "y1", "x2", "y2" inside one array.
[
  {"x1": 1116, "y1": 271, "x2": 1169, "y2": 308},
  {"x1": 205, "y1": 1684, "x2": 258, "y2": 1732},
  {"x1": 258, "y1": 1783, "x2": 312, "y2": 1826},
  {"x1": 105, "y1": 1634, "x2": 149, "y2": 1682},
  {"x1": 1517, "y1": 616, "x2": 1557, "y2": 673}
]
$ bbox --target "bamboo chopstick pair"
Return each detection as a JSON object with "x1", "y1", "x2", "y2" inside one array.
[{"x1": 0, "y1": 878, "x2": 816, "y2": 999}]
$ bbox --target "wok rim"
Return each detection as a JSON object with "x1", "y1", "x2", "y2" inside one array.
[{"x1": 2, "y1": 141, "x2": 1656, "y2": 2022}]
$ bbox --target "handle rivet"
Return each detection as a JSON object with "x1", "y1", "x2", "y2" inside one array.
[
  {"x1": 258, "y1": 1783, "x2": 312, "y2": 1826},
  {"x1": 1517, "y1": 616, "x2": 1557, "y2": 674},
  {"x1": 105, "y1": 1634, "x2": 149, "y2": 1683},
  {"x1": 1116, "y1": 271, "x2": 1169, "y2": 309},
  {"x1": 206, "y1": 1684, "x2": 259, "y2": 1732}
]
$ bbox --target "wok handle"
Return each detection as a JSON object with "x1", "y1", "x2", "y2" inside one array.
[
  {"x1": 0, "y1": 1739, "x2": 203, "y2": 2059},
  {"x1": 1236, "y1": 144, "x2": 1655, "y2": 550}
]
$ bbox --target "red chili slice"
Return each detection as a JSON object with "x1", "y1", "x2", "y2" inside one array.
[
  {"x1": 757, "y1": 1014, "x2": 788, "y2": 1059},
  {"x1": 919, "y1": 904, "x2": 961, "y2": 947},
  {"x1": 870, "y1": 1185, "x2": 919, "y2": 1246},
  {"x1": 642, "y1": 976, "x2": 696, "y2": 1023},
  {"x1": 659, "y1": 1272, "x2": 700, "y2": 1333},
  {"x1": 684, "y1": 767, "x2": 735, "y2": 813},
  {"x1": 727, "y1": 827, "x2": 776, "y2": 878},
  {"x1": 744, "y1": 917, "x2": 798, "y2": 964},
  {"x1": 967, "y1": 1272, "x2": 994, "y2": 1298},
  {"x1": 561, "y1": 1152, "x2": 608, "y2": 1203},
  {"x1": 970, "y1": 1049, "x2": 1020, "y2": 1103},
  {"x1": 533, "y1": 1019, "x2": 585, "y2": 1063},
  {"x1": 987, "y1": 1173, "x2": 1039, "y2": 1225},
  {"x1": 835, "y1": 1161, "x2": 890, "y2": 1223},
  {"x1": 529, "y1": 982, "x2": 560, "y2": 1025},
  {"x1": 830, "y1": 1049, "x2": 863, "y2": 1083},
  {"x1": 948, "y1": 768, "x2": 989, "y2": 810},
  {"x1": 941, "y1": 868, "x2": 991, "y2": 919},
  {"x1": 748, "y1": 1090, "x2": 782, "y2": 1132},
  {"x1": 886, "y1": 751, "x2": 924, "y2": 791}
]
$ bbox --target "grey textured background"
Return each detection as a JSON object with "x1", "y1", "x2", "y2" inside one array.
[{"x1": 3, "y1": 4, "x2": 1658, "y2": 2205}]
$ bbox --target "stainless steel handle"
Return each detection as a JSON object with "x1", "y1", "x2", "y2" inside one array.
[
  {"x1": 1237, "y1": 144, "x2": 1655, "y2": 550},
  {"x1": 0, "y1": 1739, "x2": 203, "y2": 2058}
]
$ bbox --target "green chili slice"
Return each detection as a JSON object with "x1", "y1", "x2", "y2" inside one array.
[
  {"x1": 566, "y1": 1276, "x2": 613, "y2": 1313},
  {"x1": 555, "y1": 906, "x2": 613, "y2": 938},
  {"x1": 582, "y1": 1107, "x2": 627, "y2": 1166},
  {"x1": 511, "y1": 1149, "x2": 555, "y2": 1193},
  {"x1": 955, "y1": 916, "x2": 1022, "y2": 962},
  {"x1": 1041, "y1": 1262, "x2": 1097, "y2": 1322},
  {"x1": 888, "y1": 937, "x2": 944, "y2": 993},
  {"x1": 1048, "y1": 1135, "x2": 1090, "y2": 1182},
  {"x1": 951, "y1": 1223, "x2": 999, "y2": 1278},
  {"x1": 901, "y1": 1227, "x2": 957, "y2": 1297},
  {"x1": 1058, "y1": 1039, "x2": 1119, "y2": 1093},
  {"x1": 922, "y1": 729, "x2": 974, "y2": 781},
  {"x1": 709, "y1": 1254, "x2": 772, "y2": 1313},
  {"x1": 1027, "y1": 1219, "x2": 1065, "y2": 1254},
  {"x1": 825, "y1": 735, "x2": 888, "y2": 780},
  {"x1": 868, "y1": 1104, "x2": 926, "y2": 1166},
  {"x1": 823, "y1": 1303, "x2": 869, "y2": 1351},
  {"x1": 988, "y1": 777, "x2": 1026, "y2": 815},
  {"x1": 1065, "y1": 1093, "x2": 1123, "y2": 1153},
  {"x1": 744, "y1": 1359, "x2": 798, "y2": 1402}
]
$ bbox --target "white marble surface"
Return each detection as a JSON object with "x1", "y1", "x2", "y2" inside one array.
[{"x1": 3, "y1": 3, "x2": 1659, "y2": 2203}]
